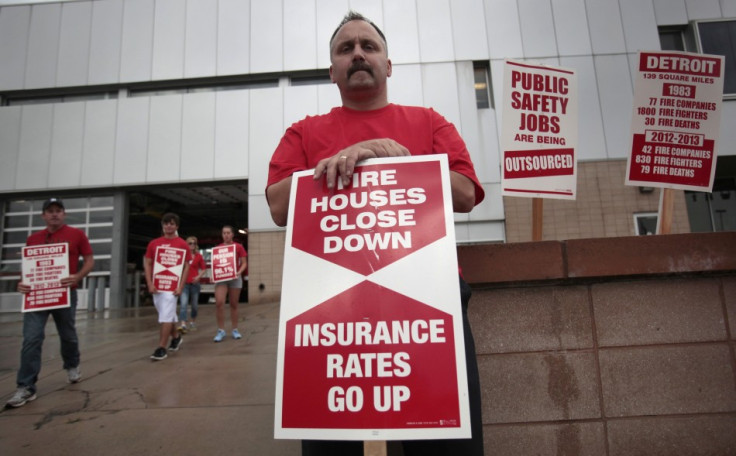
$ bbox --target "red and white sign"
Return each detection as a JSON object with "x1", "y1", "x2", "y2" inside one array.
[
  {"x1": 501, "y1": 59, "x2": 578, "y2": 199},
  {"x1": 626, "y1": 51, "x2": 724, "y2": 191},
  {"x1": 152, "y1": 246, "x2": 186, "y2": 292},
  {"x1": 21, "y1": 243, "x2": 70, "y2": 312},
  {"x1": 275, "y1": 156, "x2": 471, "y2": 441},
  {"x1": 211, "y1": 244, "x2": 238, "y2": 282}
]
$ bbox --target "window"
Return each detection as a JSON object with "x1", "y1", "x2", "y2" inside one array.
[
  {"x1": 634, "y1": 213, "x2": 658, "y2": 235},
  {"x1": 473, "y1": 61, "x2": 492, "y2": 109},
  {"x1": 695, "y1": 20, "x2": 736, "y2": 97},
  {"x1": 659, "y1": 27, "x2": 687, "y2": 51}
]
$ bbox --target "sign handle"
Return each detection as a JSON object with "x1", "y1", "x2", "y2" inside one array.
[
  {"x1": 364, "y1": 441, "x2": 387, "y2": 456},
  {"x1": 656, "y1": 188, "x2": 675, "y2": 234},
  {"x1": 532, "y1": 197, "x2": 544, "y2": 241}
]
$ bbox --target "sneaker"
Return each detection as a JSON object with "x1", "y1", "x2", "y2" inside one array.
[
  {"x1": 7, "y1": 387, "x2": 36, "y2": 408},
  {"x1": 232, "y1": 329, "x2": 242, "y2": 340},
  {"x1": 213, "y1": 329, "x2": 226, "y2": 343},
  {"x1": 67, "y1": 366, "x2": 81, "y2": 384},
  {"x1": 168, "y1": 336, "x2": 183, "y2": 352},
  {"x1": 178, "y1": 324, "x2": 188, "y2": 334},
  {"x1": 189, "y1": 322, "x2": 196, "y2": 331},
  {"x1": 150, "y1": 347, "x2": 168, "y2": 361}
]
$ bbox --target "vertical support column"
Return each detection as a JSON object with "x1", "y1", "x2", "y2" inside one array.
[
  {"x1": 87, "y1": 276, "x2": 97, "y2": 311},
  {"x1": 109, "y1": 191, "x2": 129, "y2": 309},
  {"x1": 96, "y1": 276, "x2": 107, "y2": 311}
]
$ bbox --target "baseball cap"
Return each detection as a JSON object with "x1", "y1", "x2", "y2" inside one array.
[{"x1": 42, "y1": 198, "x2": 65, "y2": 211}]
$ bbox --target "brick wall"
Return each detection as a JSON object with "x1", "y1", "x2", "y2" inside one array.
[
  {"x1": 503, "y1": 160, "x2": 691, "y2": 242},
  {"x1": 246, "y1": 231, "x2": 285, "y2": 304},
  {"x1": 459, "y1": 232, "x2": 736, "y2": 455}
]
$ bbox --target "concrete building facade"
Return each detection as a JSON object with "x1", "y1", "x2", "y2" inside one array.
[{"x1": 0, "y1": 0, "x2": 734, "y2": 310}]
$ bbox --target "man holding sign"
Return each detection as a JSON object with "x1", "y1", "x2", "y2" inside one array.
[
  {"x1": 267, "y1": 11, "x2": 485, "y2": 456},
  {"x1": 144, "y1": 213, "x2": 190, "y2": 361},
  {"x1": 7, "y1": 198, "x2": 94, "y2": 408}
]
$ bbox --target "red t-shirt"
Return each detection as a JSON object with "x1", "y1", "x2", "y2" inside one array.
[
  {"x1": 185, "y1": 252, "x2": 206, "y2": 284},
  {"x1": 145, "y1": 236, "x2": 192, "y2": 275},
  {"x1": 267, "y1": 104, "x2": 485, "y2": 206},
  {"x1": 216, "y1": 242, "x2": 247, "y2": 266},
  {"x1": 26, "y1": 224, "x2": 93, "y2": 289}
]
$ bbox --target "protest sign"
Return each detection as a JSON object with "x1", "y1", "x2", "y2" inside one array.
[
  {"x1": 501, "y1": 59, "x2": 578, "y2": 199},
  {"x1": 211, "y1": 244, "x2": 238, "y2": 282},
  {"x1": 274, "y1": 156, "x2": 471, "y2": 441},
  {"x1": 152, "y1": 246, "x2": 186, "y2": 292},
  {"x1": 21, "y1": 242, "x2": 70, "y2": 312},
  {"x1": 626, "y1": 51, "x2": 724, "y2": 191}
]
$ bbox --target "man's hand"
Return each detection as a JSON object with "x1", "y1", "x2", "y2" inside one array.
[
  {"x1": 313, "y1": 138, "x2": 410, "y2": 189},
  {"x1": 17, "y1": 282, "x2": 30, "y2": 294},
  {"x1": 59, "y1": 274, "x2": 79, "y2": 287}
]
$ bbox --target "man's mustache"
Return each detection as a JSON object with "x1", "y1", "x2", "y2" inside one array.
[{"x1": 348, "y1": 62, "x2": 373, "y2": 78}]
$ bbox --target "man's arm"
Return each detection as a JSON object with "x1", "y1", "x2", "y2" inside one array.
[
  {"x1": 143, "y1": 257, "x2": 156, "y2": 294},
  {"x1": 450, "y1": 171, "x2": 477, "y2": 213},
  {"x1": 60, "y1": 254, "x2": 95, "y2": 288},
  {"x1": 266, "y1": 176, "x2": 292, "y2": 227}
]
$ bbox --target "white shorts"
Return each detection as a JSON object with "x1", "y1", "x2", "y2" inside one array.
[
  {"x1": 216, "y1": 276, "x2": 243, "y2": 289},
  {"x1": 153, "y1": 292, "x2": 178, "y2": 323}
]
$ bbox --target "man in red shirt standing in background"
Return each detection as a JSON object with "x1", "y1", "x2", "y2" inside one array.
[{"x1": 7, "y1": 198, "x2": 94, "y2": 408}]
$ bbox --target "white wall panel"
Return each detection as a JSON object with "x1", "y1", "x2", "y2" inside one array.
[
  {"x1": 456, "y1": 61, "x2": 484, "y2": 174},
  {"x1": 181, "y1": 92, "x2": 216, "y2": 181},
  {"x1": 16, "y1": 105, "x2": 53, "y2": 190},
  {"x1": 250, "y1": 0, "x2": 283, "y2": 73},
  {"x1": 284, "y1": 0, "x2": 318, "y2": 71},
  {"x1": 467, "y1": 219, "x2": 506, "y2": 242},
  {"x1": 518, "y1": 0, "x2": 558, "y2": 58},
  {"x1": 490, "y1": 59, "x2": 506, "y2": 136},
  {"x1": 217, "y1": 0, "x2": 250, "y2": 76},
  {"x1": 317, "y1": 83, "x2": 343, "y2": 114},
  {"x1": 316, "y1": 0, "x2": 349, "y2": 68},
  {"x1": 0, "y1": 107, "x2": 21, "y2": 191},
  {"x1": 120, "y1": 0, "x2": 154, "y2": 82},
  {"x1": 184, "y1": 0, "x2": 217, "y2": 79},
  {"x1": 56, "y1": 2, "x2": 91, "y2": 87},
  {"x1": 88, "y1": 0, "x2": 123, "y2": 85},
  {"x1": 49, "y1": 103, "x2": 85, "y2": 188},
  {"x1": 477, "y1": 108, "x2": 502, "y2": 182},
  {"x1": 114, "y1": 97, "x2": 150, "y2": 184},
  {"x1": 552, "y1": 0, "x2": 593, "y2": 56},
  {"x1": 417, "y1": 0, "x2": 455, "y2": 62},
  {"x1": 81, "y1": 101, "x2": 117, "y2": 187},
  {"x1": 25, "y1": 4, "x2": 61, "y2": 89},
  {"x1": 595, "y1": 54, "x2": 633, "y2": 159},
  {"x1": 0, "y1": 6, "x2": 29, "y2": 90},
  {"x1": 684, "y1": 0, "x2": 722, "y2": 20},
  {"x1": 248, "y1": 194, "x2": 276, "y2": 230},
  {"x1": 147, "y1": 95, "x2": 183, "y2": 183},
  {"x1": 620, "y1": 0, "x2": 660, "y2": 52},
  {"x1": 152, "y1": 0, "x2": 186, "y2": 81},
  {"x1": 485, "y1": 0, "x2": 523, "y2": 59},
  {"x1": 249, "y1": 88, "x2": 282, "y2": 192},
  {"x1": 585, "y1": 0, "x2": 626, "y2": 54},
  {"x1": 388, "y1": 64, "x2": 424, "y2": 106},
  {"x1": 719, "y1": 101, "x2": 736, "y2": 155},
  {"x1": 723, "y1": 0, "x2": 736, "y2": 17},
  {"x1": 470, "y1": 183, "x2": 505, "y2": 221},
  {"x1": 560, "y1": 55, "x2": 607, "y2": 161},
  {"x1": 284, "y1": 85, "x2": 319, "y2": 128},
  {"x1": 652, "y1": 0, "x2": 688, "y2": 25},
  {"x1": 383, "y1": 0, "x2": 420, "y2": 64},
  {"x1": 349, "y1": 0, "x2": 383, "y2": 26},
  {"x1": 215, "y1": 90, "x2": 249, "y2": 179},
  {"x1": 451, "y1": 0, "x2": 489, "y2": 61},
  {"x1": 421, "y1": 63, "x2": 461, "y2": 127}
]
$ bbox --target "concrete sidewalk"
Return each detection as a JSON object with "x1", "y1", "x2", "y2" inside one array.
[{"x1": 0, "y1": 301, "x2": 300, "y2": 456}]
